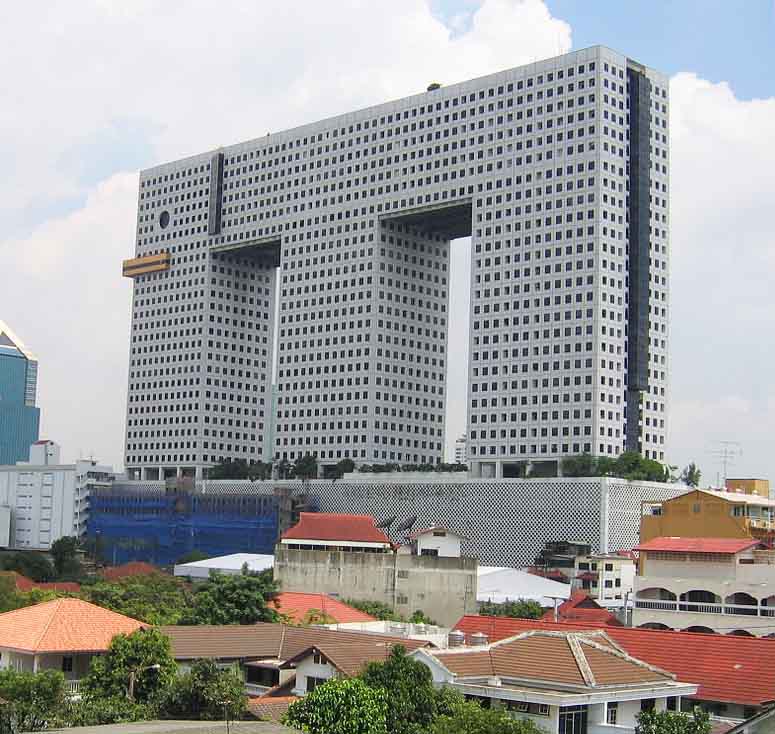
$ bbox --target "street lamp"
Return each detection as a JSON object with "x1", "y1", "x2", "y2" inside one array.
[{"x1": 127, "y1": 664, "x2": 161, "y2": 701}]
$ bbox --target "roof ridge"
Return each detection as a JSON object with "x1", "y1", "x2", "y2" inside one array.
[
  {"x1": 32, "y1": 598, "x2": 65, "y2": 651},
  {"x1": 566, "y1": 634, "x2": 596, "y2": 687}
]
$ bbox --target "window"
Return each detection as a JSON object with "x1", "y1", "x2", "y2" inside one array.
[
  {"x1": 397, "y1": 570, "x2": 409, "y2": 579},
  {"x1": 641, "y1": 699, "x2": 656, "y2": 712},
  {"x1": 606, "y1": 702, "x2": 618, "y2": 724},
  {"x1": 432, "y1": 530, "x2": 447, "y2": 537},
  {"x1": 312, "y1": 651, "x2": 326, "y2": 665},
  {"x1": 397, "y1": 594, "x2": 409, "y2": 604},
  {"x1": 421, "y1": 548, "x2": 439, "y2": 557},
  {"x1": 61, "y1": 656, "x2": 73, "y2": 673},
  {"x1": 306, "y1": 676, "x2": 327, "y2": 692}
]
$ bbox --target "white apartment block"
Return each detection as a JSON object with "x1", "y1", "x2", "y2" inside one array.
[
  {"x1": 632, "y1": 538, "x2": 775, "y2": 637},
  {"x1": 122, "y1": 45, "x2": 669, "y2": 480},
  {"x1": 573, "y1": 551, "x2": 635, "y2": 606},
  {"x1": 0, "y1": 441, "x2": 114, "y2": 550},
  {"x1": 454, "y1": 434, "x2": 467, "y2": 465}
]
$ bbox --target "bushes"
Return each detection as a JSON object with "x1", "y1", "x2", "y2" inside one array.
[
  {"x1": 161, "y1": 659, "x2": 246, "y2": 721},
  {"x1": 0, "y1": 669, "x2": 65, "y2": 732},
  {"x1": 64, "y1": 696, "x2": 156, "y2": 727}
]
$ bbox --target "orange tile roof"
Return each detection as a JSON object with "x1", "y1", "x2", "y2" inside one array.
[
  {"x1": 281, "y1": 513, "x2": 392, "y2": 544},
  {"x1": 0, "y1": 598, "x2": 145, "y2": 653},
  {"x1": 453, "y1": 615, "x2": 775, "y2": 706},
  {"x1": 248, "y1": 695, "x2": 299, "y2": 722},
  {"x1": 271, "y1": 592, "x2": 375, "y2": 624},
  {"x1": 635, "y1": 537, "x2": 760, "y2": 554},
  {"x1": 427, "y1": 630, "x2": 672, "y2": 689},
  {"x1": 100, "y1": 562, "x2": 162, "y2": 581}
]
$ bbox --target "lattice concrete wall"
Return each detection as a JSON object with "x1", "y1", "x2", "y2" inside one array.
[{"x1": 99, "y1": 477, "x2": 687, "y2": 567}]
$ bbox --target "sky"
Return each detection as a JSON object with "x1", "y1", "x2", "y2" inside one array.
[{"x1": 0, "y1": 0, "x2": 773, "y2": 485}]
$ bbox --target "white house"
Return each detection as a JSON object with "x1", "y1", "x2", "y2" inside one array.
[{"x1": 412, "y1": 629, "x2": 698, "y2": 734}]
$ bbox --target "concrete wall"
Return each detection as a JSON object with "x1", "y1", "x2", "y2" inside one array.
[{"x1": 274, "y1": 546, "x2": 477, "y2": 626}]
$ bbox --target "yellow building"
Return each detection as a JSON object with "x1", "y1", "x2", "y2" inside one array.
[
  {"x1": 640, "y1": 488, "x2": 775, "y2": 545},
  {"x1": 725, "y1": 478, "x2": 770, "y2": 499}
]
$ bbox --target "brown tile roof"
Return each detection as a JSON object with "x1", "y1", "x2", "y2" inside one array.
[
  {"x1": 161, "y1": 621, "x2": 429, "y2": 676},
  {"x1": 248, "y1": 696, "x2": 299, "y2": 722},
  {"x1": 281, "y1": 513, "x2": 391, "y2": 544},
  {"x1": 271, "y1": 592, "x2": 375, "y2": 624},
  {"x1": 424, "y1": 630, "x2": 673, "y2": 689},
  {"x1": 0, "y1": 598, "x2": 145, "y2": 653}
]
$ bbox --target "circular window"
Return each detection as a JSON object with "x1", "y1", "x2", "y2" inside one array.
[{"x1": 159, "y1": 210, "x2": 170, "y2": 229}]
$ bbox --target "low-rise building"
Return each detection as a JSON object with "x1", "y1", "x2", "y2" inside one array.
[
  {"x1": 412, "y1": 629, "x2": 697, "y2": 734},
  {"x1": 573, "y1": 551, "x2": 635, "y2": 605},
  {"x1": 453, "y1": 615, "x2": 775, "y2": 722},
  {"x1": 173, "y1": 553, "x2": 275, "y2": 580},
  {"x1": 0, "y1": 441, "x2": 113, "y2": 550},
  {"x1": 161, "y1": 622, "x2": 430, "y2": 698},
  {"x1": 0, "y1": 598, "x2": 145, "y2": 695},
  {"x1": 540, "y1": 591, "x2": 623, "y2": 626},
  {"x1": 632, "y1": 536, "x2": 775, "y2": 636},
  {"x1": 274, "y1": 513, "x2": 478, "y2": 626},
  {"x1": 640, "y1": 488, "x2": 775, "y2": 545}
]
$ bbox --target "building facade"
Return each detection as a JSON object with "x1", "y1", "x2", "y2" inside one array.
[
  {"x1": 122, "y1": 45, "x2": 670, "y2": 480},
  {"x1": 632, "y1": 537, "x2": 775, "y2": 637},
  {"x1": 454, "y1": 435, "x2": 467, "y2": 465},
  {"x1": 274, "y1": 513, "x2": 477, "y2": 627},
  {"x1": 0, "y1": 442, "x2": 113, "y2": 550},
  {"x1": 0, "y1": 320, "x2": 40, "y2": 465}
]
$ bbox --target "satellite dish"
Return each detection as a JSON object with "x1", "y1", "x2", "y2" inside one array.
[
  {"x1": 395, "y1": 516, "x2": 417, "y2": 533},
  {"x1": 375, "y1": 516, "x2": 395, "y2": 529}
]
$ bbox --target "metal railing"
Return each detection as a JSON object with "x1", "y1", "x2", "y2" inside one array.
[
  {"x1": 634, "y1": 598, "x2": 773, "y2": 616},
  {"x1": 65, "y1": 680, "x2": 82, "y2": 696}
]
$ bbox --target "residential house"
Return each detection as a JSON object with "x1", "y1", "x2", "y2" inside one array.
[
  {"x1": 0, "y1": 598, "x2": 145, "y2": 694},
  {"x1": 412, "y1": 629, "x2": 697, "y2": 734},
  {"x1": 161, "y1": 621, "x2": 430, "y2": 697},
  {"x1": 453, "y1": 615, "x2": 775, "y2": 722},
  {"x1": 632, "y1": 537, "x2": 775, "y2": 636},
  {"x1": 541, "y1": 591, "x2": 623, "y2": 626},
  {"x1": 274, "y1": 513, "x2": 477, "y2": 626}
]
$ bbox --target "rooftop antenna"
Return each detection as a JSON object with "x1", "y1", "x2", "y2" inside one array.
[{"x1": 708, "y1": 440, "x2": 742, "y2": 487}]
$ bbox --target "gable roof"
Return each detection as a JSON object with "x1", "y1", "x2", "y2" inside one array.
[
  {"x1": 0, "y1": 598, "x2": 145, "y2": 653},
  {"x1": 161, "y1": 621, "x2": 429, "y2": 669},
  {"x1": 452, "y1": 615, "x2": 775, "y2": 706},
  {"x1": 540, "y1": 591, "x2": 622, "y2": 626},
  {"x1": 635, "y1": 537, "x2": 760, "y2": 554},
  {"x1": 281, "y1": 513, "x2": 392, "y2": 545},
  {"x1": 0, "y1": 319, "x2": 37, "y2": 362},
  {"x1": 425, "y1": 630, "x2": 673, "y2": 689},
  {"x1": 100, "y1": 561, "x2": 162, "y2": 581},
  {"x1": 271, "y1": 592, "x2": 375, "y2": 624}
]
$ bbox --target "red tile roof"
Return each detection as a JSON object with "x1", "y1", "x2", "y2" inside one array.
[
  {"x1": 271, "y1": 592, "x2": 376, "y2": 624},
  {"x1": 0, "y1": 598, "x2": 146, "y2": 653},
  {"x1": 248, "y1": 695, "x2": 299, "y2": 722},
  {"x1": 0, "y1": 571, "x2": 80, "y2": 594},
  {"x1": 453, "y1": 615, "x2": 775, "y2": 706},
  {"x1": 100, "y1": 562, "x2": 162, "y2": 581},
  {"x1": 635, "y1": 537, "x2": 760, "y2": 554},
  {"x1": 281, "y1": 513, "x2": 391, "y2": 545},
  {"x1": 540, "y1": 591, "x2": 622, "y2": 626}
]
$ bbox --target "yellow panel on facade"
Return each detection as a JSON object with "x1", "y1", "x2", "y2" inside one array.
[{"x1": 122, "y1": 252, "x2": 170, "y2": 278}]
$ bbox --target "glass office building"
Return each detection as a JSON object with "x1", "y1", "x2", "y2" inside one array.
[{"x1": 0, "y1": 320, "x2": 40, "y2": 465}]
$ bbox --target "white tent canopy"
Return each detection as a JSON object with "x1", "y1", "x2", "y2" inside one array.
[{"x1": 477, "y1": 566, "x2": 571, "y2": 607}]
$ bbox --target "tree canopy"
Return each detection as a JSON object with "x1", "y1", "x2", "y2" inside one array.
[
  {"x1": 50, "y1": 537, "x2": 81, "y2": 580},
  {"x1": 180, "y1": 568, "x2": 279, "y2": 625},
  {"x1": 635, "y1": 708, "x2": 711, "y2": 734},
  {"x1": 561, "y1": 451, "x2": 670, "y2": 482},
  {"x1": 292, "y1": 453, "x2": 319, "y2": 480},
  {"x1": 284, "y1": 678, "x2": 388, "y2": 734},
  {"x1": 82, "y1": 628, "x2": 177, "y2": 704},
  {"x1": 477, "y1": 599, "x2": 543, "y2": 619},
  {"x1": 360, "y1": 646, "x2": 436, "y2": 734},
  {"x1": 0, "y1": 668, "x2": 65, "y2": 732},
  {"x1": 431, "y1": 700, "x2": 544, "y2": 734},
  {"x1": 0, "y1": 552, "x2": 54, "y2": 582},
  {"x1": 81, "y1": 572, "x2": 192, "y2": 625},
  {"x1": 161, "y1": 658, "x2": 246, "y2": 721},
  {"x1": 680, "y1": 462, "x2": 702, "y2": 487}
]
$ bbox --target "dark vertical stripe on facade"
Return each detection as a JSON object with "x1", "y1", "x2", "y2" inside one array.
[
  {"x1": 208, "y1": 152, "x2": 225, "y2": 236},
  {"x1": 625, "y1": 65, "x2": 651, "y2": 453}
]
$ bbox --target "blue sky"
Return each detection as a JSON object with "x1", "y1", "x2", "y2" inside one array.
[{"x1": 435, "y1": 0, "x2": 774, "y2": 99}]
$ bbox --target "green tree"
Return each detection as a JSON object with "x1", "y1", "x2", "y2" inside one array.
[
  {"x1": 335, "y1": 458, "x2": 356, "y2": 477},
  {"x1": 292, "y1": 453, "x2": 318, "y2": 480},
  {"x1": 82, "y1": 628, "x2": 177, "y2": 704},
  {"x1": 0, "y1": 669, "x2": 66, "y2": 732},
  {"x1": 635, "y1": 708, "x2": 711, "y2": 734},
  {"x1": 361, "y1": 646, "x2": 436, "y2": 734},
  {"x1": 161, "y1": 659, "x2": 246, "y2": 721},
  {"x1": 561, "y1": 453, "x2": 597, "y2": 477},
  {"x1": 408, "y1": 610, "x2": 438, "y2": 625},
  {"x1": 681, "y1": 462, "x2": 702, "y2": 488},
  {"x1": 0, "y1": 574, "x2": 62, "y2": 614},
  {"x1": 50, "y1": 537, "x2": 81, "y2": 580},
  {"x1": 276, "y1": 457, "x2": 292, "y2": 479},
  {"x1": 0, "y1": 552, "x2": 54, "y2": 582},
  {"x1": 180, "y1": 568, "x2": 278, "y2": 625},
  {"x1": 64, "y1": 696, "x2": 156, "y2": 726},
  {"x1": 431, "y1": 700, "x2": 543, "y2": 734},
  {"x1": 81, "y1": 573, "x2": 192, "y2": 625},
  {"x1": 175, "y1": 550, "x2": 210, "y2": 565},
  {"x1": 477, "y1": 599, "x2": 543, "y2": 619},
  {"x1": 284, "y1": 678, "x2": 387, "y2": 734},
  {"x1": 343, "y1": 599, "x2": 401, "y2": 621}
]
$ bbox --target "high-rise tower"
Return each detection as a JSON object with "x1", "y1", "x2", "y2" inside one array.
[
  {"x1": 0, "y1": 320, "x2": 40, "y2": 465},
  {"x1": 122, "y1": 46, "x2": 669, "y2": 480}
]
